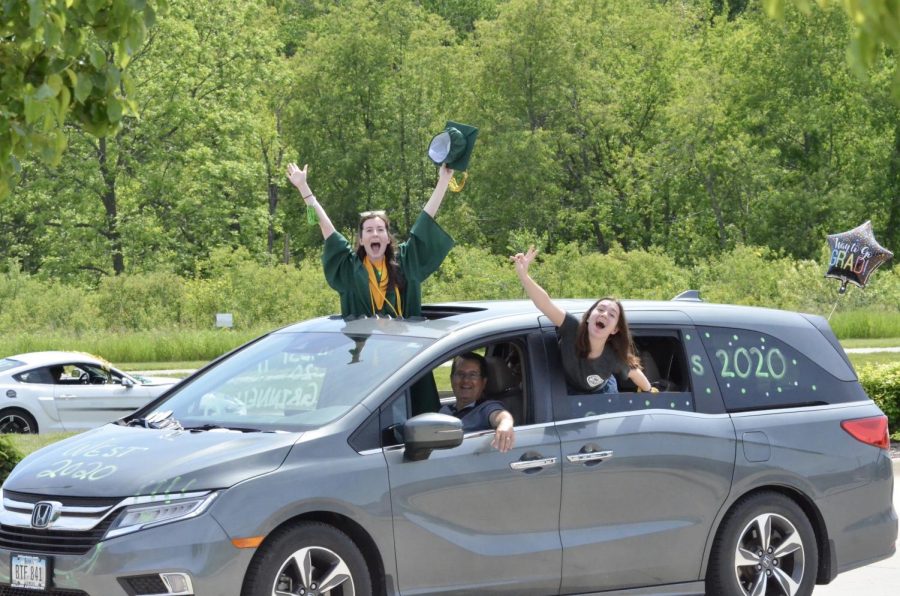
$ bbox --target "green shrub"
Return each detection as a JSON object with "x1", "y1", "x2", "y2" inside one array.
[
  {"x1": 0, "y1": 244, "x2": 896, "y2": 346},
  {"x1": 858, "y1": 362, "x2": 900, "y2": 440},
  {"x1": 92, "y1": 272, "x2": 187, "y2": 331},
  {"x1": 0, "y1": 435, "x2": 23, "y2": 484}
]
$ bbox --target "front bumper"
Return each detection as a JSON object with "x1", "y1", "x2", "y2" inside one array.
[{"x1": 0, "y1": 513, "x2": 252, "y2": 595}]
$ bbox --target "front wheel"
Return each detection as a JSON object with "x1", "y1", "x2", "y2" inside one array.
[
  {"x1": 241, "y1": 522, "x2": 371, "y2": 596},
  {"x1": 706, "y1": 491, "x2": 818, "y2": 596}
]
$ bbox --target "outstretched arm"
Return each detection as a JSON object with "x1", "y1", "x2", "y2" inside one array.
[
  {"x1": 422, "y1": 165, "x2": 454, "y2": 219},
  {"x1": 286, "y1": 163, "x2": 336, "y2": 239},
  {"x1": 511, "y1": 246, "x2": 566, "y2": 326},
  {"x1": 489, "y1": 409, "x2": 515, "y2": 453}
]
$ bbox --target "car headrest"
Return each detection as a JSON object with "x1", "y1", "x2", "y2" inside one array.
[{"x1": 484, "y1": 356, "x2": 519, "y2": 394}]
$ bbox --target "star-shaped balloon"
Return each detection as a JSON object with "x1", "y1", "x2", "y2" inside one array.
[{"x1": 825, "y1": 221, "x2": 893, "y2": 293}]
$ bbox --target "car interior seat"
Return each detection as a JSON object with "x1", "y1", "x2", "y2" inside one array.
[
  {"x1": 483, "y1": 355, "x2": 525, "y2": 425},
  {"x1": 618, "y1": 346, "x2": 678, "y2": 392}
]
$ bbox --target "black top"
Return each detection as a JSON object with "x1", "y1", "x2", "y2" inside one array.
[{"x1": 557, "y1": 313, "x2": 629, "y2": 393}]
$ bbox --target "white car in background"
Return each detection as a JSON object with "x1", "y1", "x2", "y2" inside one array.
[{"x1": 0, "y1": 351, "x2": 179, "y2": 433}]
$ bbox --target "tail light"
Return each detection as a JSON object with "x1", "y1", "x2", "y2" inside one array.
[{"x1": 841, "y1": 416, "x2": 890, "y2": 450}]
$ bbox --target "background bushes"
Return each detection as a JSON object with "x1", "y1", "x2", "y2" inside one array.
[
  {"x1": 859, "y1": 363, "x2": 900, "y2": 439},
  {"x1": 1, "y1": 244, "x2": 896, "y2": 340}
]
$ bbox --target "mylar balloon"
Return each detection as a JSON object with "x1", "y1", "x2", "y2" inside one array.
[{"x1": 825, "y1": 221, "x2": 893, "y2": 293}]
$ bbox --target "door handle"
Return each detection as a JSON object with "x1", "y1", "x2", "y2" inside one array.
[
  {"x1": 56, "y1": 395, "x2": 77, "y2": 400},
  {"x1": 566, "y1": 449, "x2": 613, "y2": 463},
  {"x1": 509, "y1": 457, "x2": 558, "y2": 471}
]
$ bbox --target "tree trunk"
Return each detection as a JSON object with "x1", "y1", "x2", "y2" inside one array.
[
  {"x1": 705, "y1": 171, "x2": 728, "y2": 249},
  {"x1": 96, "y1": 137, "x2": 124, "y2": 275}
]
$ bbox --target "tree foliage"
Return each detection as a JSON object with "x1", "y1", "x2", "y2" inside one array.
[
  {"x1": 0, "y1": 0, "x2": 167, "y2": 198},
  {"x1": 766, "y1": 1, "x2": 900, "y2": 90},
  {"x1": 1, "y1": 0, "x2": 896, "y2": 292}
]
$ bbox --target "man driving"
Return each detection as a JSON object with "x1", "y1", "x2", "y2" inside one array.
[{"x1": 440, "y1": 352, "x2": 515, "y2": 453}]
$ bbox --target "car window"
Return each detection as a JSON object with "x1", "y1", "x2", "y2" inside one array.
[
  {"x1": 698, "y1": 326, "x2": 865, "y2": 411},
  {"x1": 143, "y1": 331, "x2": 434, "y2": 432},
  {"x1": 13, "y1": 366, "x2": 55, "y2": 384},
  {"x1": 372, "y1": 339, "x2": 531, "y2": 449},
  {"x1": 0, "y1": 358, "x2": 24, "y2": 374},
  {"x1": 554, "y1": 331, "x2": 699, "y2": 421}
]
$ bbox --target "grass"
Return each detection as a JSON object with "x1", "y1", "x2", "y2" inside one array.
[
  {"x1": 847, "y1": 352, "x2": 900, "y2": 367},
  {"x1": 830, "y1": 310, "x2": 900, "y2": 339},
  {"x1": 0, "y1": 329, "x2": 263, "y2": 365},
  {"x1": 841, "y1": 338, "x2": 900, "y2": 349},
  {"x1": 5, "y1": 432, "x2": 81, "y2": 457},
  {"x1": 118, "y1": 360, "x2": 209, "y2": 372}
]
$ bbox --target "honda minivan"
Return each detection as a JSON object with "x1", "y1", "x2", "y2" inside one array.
[{"x1": 0, "y1": 297, "x2": 895, "y2": 595}]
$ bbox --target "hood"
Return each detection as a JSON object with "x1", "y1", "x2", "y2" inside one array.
[{"x1": 3, "y1": 425, "x2": 299, "y2": 498}]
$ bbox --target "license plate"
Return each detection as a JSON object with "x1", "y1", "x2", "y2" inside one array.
[{"x1": 10, "y1": 553, "x2": 50, "y2": 590}]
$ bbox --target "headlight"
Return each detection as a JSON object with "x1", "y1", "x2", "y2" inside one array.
[{"x1": 106, "y1": 491, "x2": 218, "y2": 539}]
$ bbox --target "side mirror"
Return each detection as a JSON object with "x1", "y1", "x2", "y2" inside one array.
[
  {"x1": 121, "y1": 377, "x2": 135, "y2": 388},
  {"x1": 403, "y1": 412, "x2": 463, "y2": 461}
]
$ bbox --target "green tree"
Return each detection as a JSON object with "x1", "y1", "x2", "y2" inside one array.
[
  {"x1": 282, "y1": 0, "x2": 462, "y2": 251},
  {"x1": 471, "y1": 0, "x2": 687, "y2": 254},
  {"x1": 1, "y1": 0, "x2": 167, "y2": 198},
  {"x1": 766, "y1": 1, "x2": 900, "y2": 93},
  {"x1": 6, "y1": 0, "x2": 280, "y2": 280}
]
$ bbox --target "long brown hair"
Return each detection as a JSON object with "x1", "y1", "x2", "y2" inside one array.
[
  {"x1": 355, "y1": 214, "x2": 405, "y2": 294},
  {"x1": 574, "y1": 297, "x2": 640, "y2": 368}
]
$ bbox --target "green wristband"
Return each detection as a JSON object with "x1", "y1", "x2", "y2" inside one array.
[{"x1": 306, "y1": 205, "x2": 317, "y2": 226}]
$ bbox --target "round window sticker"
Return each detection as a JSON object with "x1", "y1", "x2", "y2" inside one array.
[{"x1": 6, "y1": 390, "x2": 16, "y2": 398}]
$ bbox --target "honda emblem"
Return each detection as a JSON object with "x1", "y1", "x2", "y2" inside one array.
[{"x1": 31, "y1": 501, "x2": 62, "y2": 529}]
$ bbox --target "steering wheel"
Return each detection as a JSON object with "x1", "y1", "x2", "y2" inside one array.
[{"x1": 79, "y1": 372, "x2": 90, "y2": 384}]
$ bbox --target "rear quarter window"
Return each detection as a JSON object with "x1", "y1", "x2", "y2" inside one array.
[{"x1": 698, "y1": 326, "x2": 866, "y2": 411}]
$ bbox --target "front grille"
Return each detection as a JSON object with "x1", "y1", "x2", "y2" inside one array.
[
  {"x1": 0, "y1": 492, "x2": 121, "y2": 556},
  {"x1": 1, "y1": 492, "x2": 120, "y2": 509},
  {"x1": 0, "y1": 587, "x2": 88, "y2": 596},
  {"x1": 0, "y1": 516, "x2": 115, "y2": 555}
]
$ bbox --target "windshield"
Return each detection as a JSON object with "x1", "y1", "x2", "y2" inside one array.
[{"x1": 141, "y1": 331, "x2": 433, "y2": 432}]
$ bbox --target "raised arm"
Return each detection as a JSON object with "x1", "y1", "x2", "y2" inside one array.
[
  {"x1": 286, "y1": 163, "x2": 336, "y2": 239},
  {"x1": 422, "y1": 165, "x2": 454, "y2": 218},
  {"x1": 511, "y1": 246, "x2": 566, "y2": 327}
]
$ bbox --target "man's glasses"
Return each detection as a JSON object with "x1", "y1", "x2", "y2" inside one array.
[{"x1": 452, "y1": 371, "x2": 482, "y2": 381}]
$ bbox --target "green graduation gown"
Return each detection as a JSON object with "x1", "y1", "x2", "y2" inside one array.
[{"x1": 321, "y1": 211, "x2": 454, "y2": 318}]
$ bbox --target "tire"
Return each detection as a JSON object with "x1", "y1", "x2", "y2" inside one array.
[
  {"x1": 0, "y1": 408, "x2": 38, "y2": 434},
  {"x1": 241, "y1": 521, "x2": 372, "y2": 596},
  {"x1": 706, "y1": 491, "x2": 818, "y2": 596}
]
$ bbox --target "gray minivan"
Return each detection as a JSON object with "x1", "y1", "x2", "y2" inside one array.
[{"x1": 0, "y1": 299, "x2": 895, "y2": 596}]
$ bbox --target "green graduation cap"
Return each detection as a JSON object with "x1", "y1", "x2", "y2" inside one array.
[{"x1": 428, "y1": 121, "x2": 478, "y2": 172}]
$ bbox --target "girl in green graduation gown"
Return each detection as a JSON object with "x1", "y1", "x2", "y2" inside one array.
[{"x1": 286, "y1": 163, "x2": 455, "y2": 318}]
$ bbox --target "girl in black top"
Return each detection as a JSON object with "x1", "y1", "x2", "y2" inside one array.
[{"x1": 512, "y1": 246, "x2": 654, "y2": 394}]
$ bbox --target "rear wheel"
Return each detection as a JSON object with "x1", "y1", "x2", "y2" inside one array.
[
  {"x1": 242, "y1": 522, "x2": 371, "y2": 596},
  {"x1": 0, "y1": 408, "x2": 37, "y2": 433},
  {"x1": 707, "y1": 492, "x2": 817, "y2": 596}
]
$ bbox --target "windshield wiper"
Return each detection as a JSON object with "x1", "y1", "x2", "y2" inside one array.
[
  {"x1": 127, "y1": 410, "x2": 182, "y2": 430},
  {"x1": 181, "y1": 424, "x2": 264, "y2": 433}
]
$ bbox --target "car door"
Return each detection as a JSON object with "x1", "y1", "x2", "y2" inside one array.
[
  {"x1": 53, "y1": 363, "x2": 148, "y2": 430},
  {"x1": 550, "y1": 324, "x2": 737, "y2": 593},
  {"x1": 384, "y1": 334, "x2": 564, "y2": 595}
]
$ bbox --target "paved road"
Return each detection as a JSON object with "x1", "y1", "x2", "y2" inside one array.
[{"x1": 812, "y1": 458, "x2": 899, "y2": 595}]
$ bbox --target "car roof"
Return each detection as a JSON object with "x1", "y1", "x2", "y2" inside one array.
[
  {"x1": 3, "y1": 351, "x2": 109, "y2": 369},
  {"x1": 274, "y1": 298, "x2": 850, "y2": 378}
]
